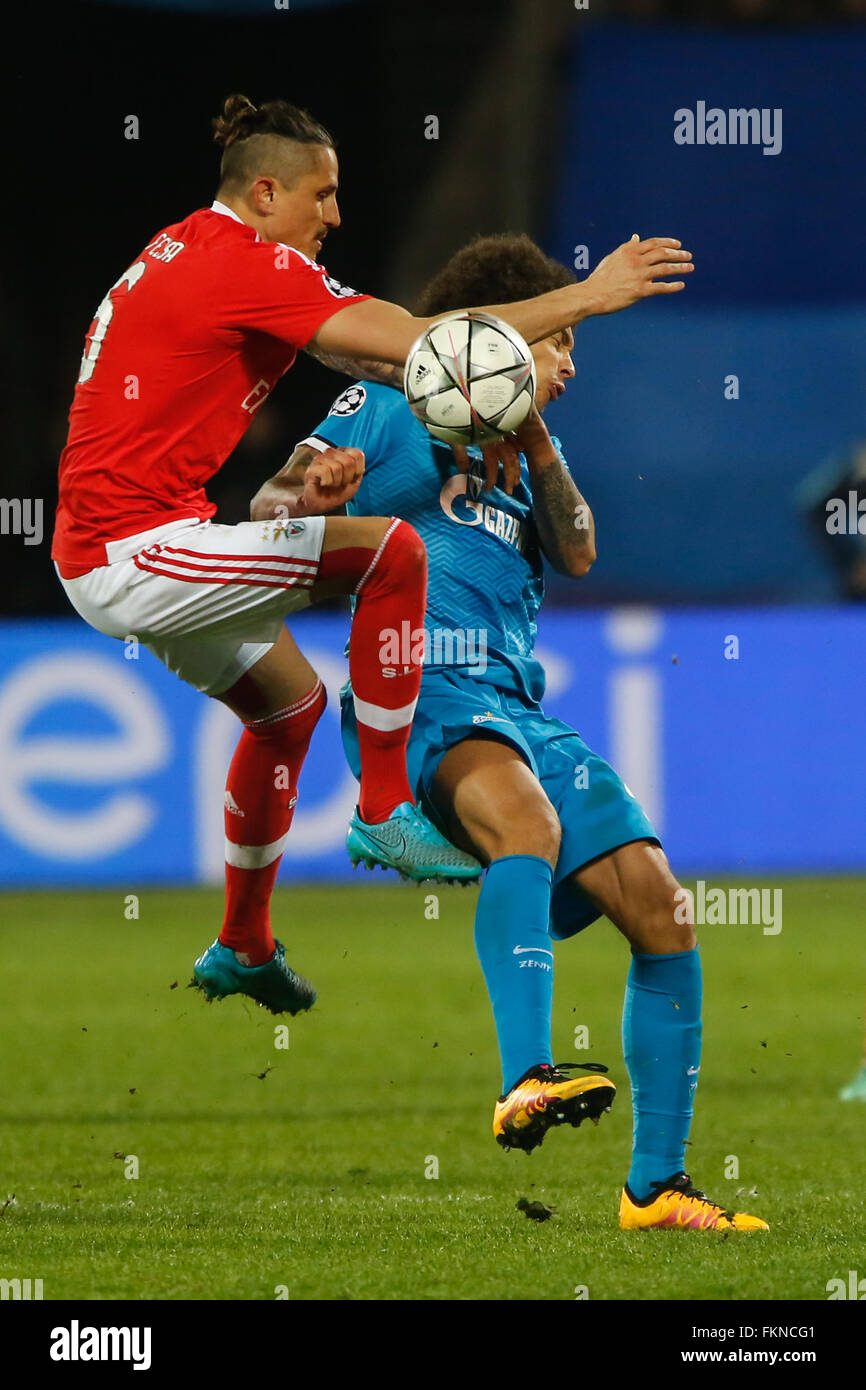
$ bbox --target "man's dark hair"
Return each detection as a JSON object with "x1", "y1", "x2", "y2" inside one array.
[
  {"x1": 414, "y1": 234, "x2": 576, "y2": 317},
  {"x1": 213, "y1": 93, "x2": 335, "y2": 193}
]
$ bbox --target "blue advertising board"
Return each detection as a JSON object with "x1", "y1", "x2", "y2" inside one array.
[{"x1": 0, "y1": 609, "x2": 863, "y2": 886}]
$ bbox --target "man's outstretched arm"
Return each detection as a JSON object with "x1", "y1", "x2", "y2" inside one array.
[
  {"x1": 303, "y1": 342, "x2": 401, "y2": 387},
  {"x1": 311, "y1": 236, "x2": 694, "y2": 368}
]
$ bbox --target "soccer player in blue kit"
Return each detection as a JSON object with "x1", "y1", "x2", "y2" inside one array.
[{"x1": 253, "y1": 235, "x2": 768, "y2": 1233}]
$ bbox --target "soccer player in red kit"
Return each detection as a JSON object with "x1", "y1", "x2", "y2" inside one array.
[{"x1": 52, "y1": 93, "x2": 693, "y2": 1016}]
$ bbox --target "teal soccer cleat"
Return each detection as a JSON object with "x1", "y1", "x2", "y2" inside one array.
[
  {"x1": 346, "y1": 801, "x2": 482, "y2": 884},
  {"x1": 192, "y1": 939, "x2": 316, "y2": 1015}
]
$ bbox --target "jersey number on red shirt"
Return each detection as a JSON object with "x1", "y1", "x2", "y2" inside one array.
[{"x1": 78, "y1": 261, "x2": 147, "y2": 384}]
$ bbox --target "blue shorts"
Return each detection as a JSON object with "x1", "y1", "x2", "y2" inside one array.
[{"x1": 340, "y1": 669, "x2": 659, "y2": 940}]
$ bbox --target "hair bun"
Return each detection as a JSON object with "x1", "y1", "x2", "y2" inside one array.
[
  {"x1": 212, "y1": 95, "x2": 335, "y2": 189},
  {"x1": 213, "y1": 94, "x2": 260, "y2": 148}
]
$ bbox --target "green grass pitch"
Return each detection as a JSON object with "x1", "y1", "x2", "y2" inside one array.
[{"x1": 1, "y1": 878, "x2": 864, "y2": 1301}]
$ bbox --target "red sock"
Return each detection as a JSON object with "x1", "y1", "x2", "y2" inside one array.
[
  {"x1": 352, "y1": 519, "x2": 426, "y2": 822},
  {"x1": 319, "y1": 518, "x2": 427, "y2": 824},
  {"x1": 220, "y1": 680, "x2": 326, "y2": 965}
]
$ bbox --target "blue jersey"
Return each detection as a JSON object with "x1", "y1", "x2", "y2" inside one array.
[{"x1": 301, "y1": 380, "x2": 569, "y2": 701}]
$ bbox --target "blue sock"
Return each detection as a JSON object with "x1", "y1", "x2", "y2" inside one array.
[
  {"x1": 622, "y1": 948, "x2": 702, "y2": 1200},
  {"x1": 474, "y1": 855, "x2": 554, "y2": 1094}
]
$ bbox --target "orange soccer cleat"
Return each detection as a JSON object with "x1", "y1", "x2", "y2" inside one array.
[
  {"x1": 493, "y1": 1062, "x2": 615, "y2": 1153},
  {"x1": 619, "y1": 1171, "x2": 769, "y2": 1232}
]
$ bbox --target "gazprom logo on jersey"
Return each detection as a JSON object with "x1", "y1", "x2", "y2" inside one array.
[
  {"x1": 378, "y1": 622, "x2": 488, "y2": 676},
  {"x1": 0, "y1": 608, "x2": 865, "y2": 884},
  {"x1": 439, "y1": 474, "x2": 526, "y2": 553}
]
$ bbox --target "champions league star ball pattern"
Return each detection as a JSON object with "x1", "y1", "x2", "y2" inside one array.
[{"x1": 403, "y1": 311, "x2": 536, "y2": 446}]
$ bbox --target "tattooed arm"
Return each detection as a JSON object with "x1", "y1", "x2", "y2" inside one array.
[
  {"x1": 303, "y1": 340, "x2": 402, "y2": 388},
  {"x1": 516, "y1": 409, "x2": 596, "y2": 578}
]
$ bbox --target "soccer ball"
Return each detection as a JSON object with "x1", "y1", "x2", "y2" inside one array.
[{"x1": 403, "y1": 311, "x2": 536, "y2": 446}]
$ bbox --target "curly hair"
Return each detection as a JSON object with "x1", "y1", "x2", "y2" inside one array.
[
  {"x1": 213, "y1": 93, "x2": 334, "y2": 193},
  {"x1": 414, "y1": 234, "x2": 575, "y2": 317}
]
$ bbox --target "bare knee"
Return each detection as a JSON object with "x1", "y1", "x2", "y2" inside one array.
[
  {"x1": 579, "y1": 842, "x2": 696, "y2": 954},
  {"x1": 475, "y1": 793, "x2": 561, "y2": 868},
  {"x1": 626, "y1": 878, "x2": 696, "y2": 954},
  {"x1": 505, "y1": 799, "x2": 560, "y2": 866},
  {"x1": 216, "y1": 630, "x2": 320, "y2": 722}
]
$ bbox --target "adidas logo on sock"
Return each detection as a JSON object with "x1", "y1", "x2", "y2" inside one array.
[{"x1": 224, "y1": 791, "x2": 245, "y2": 817}]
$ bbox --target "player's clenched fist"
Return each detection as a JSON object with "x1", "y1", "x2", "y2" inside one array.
[
  {"x1": 301, "y1": 446, "x2": 366, "y2": 511},
  {"x1": 585, "y1": 235, "x2": 695, "y2": 315}
]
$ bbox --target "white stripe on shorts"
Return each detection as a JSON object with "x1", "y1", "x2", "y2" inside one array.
[{"x1": 135, "y1": 547, "x2": 315, "y2": 589}]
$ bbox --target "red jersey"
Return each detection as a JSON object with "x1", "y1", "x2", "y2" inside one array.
[{"x1": 52, "y1": 204, "x2": 371, "y2": 574}]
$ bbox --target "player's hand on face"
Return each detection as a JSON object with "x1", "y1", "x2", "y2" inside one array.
[
  {"x1": 451, "y1": 437, "x2": 522, "y2": 496},
  {"x1": 586, "y1": 234, "x2": 694, "y2": 314},
  {"x1": 302, "y1": 446, "x2": 366, "y2": 511}
]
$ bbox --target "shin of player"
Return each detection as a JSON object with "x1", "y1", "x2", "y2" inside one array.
[
  {"x1": 319, "y1": 516, "x2": 426, "y2": 825},
  {"x1": 220, "y1": 517, "x2": 427, "y2": 966}
]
